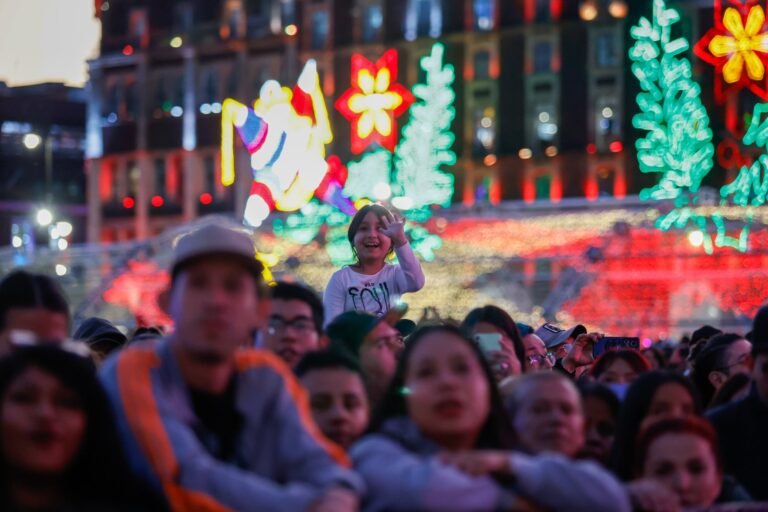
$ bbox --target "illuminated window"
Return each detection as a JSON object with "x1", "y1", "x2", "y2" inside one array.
[
  {"x1": 474, "y1": 0, "x2": 494, "y2": 31},
  {"x1": 533, "y1": 41, "x2": 552, "y2": 73},
  {"x1": 473, "y1": 100, "x2": 496, "y2": 158},
  {"x1": 595, "y1": 31, "x2": 618, "y2": 68},
  {"x1": 595, "y1": 100, "x2": 619, "y2": 152},
  {"x1": 474, "y1": 50, "x2": 491, "y2": 80},
  {"x1": 127, "y1": 160, "x2": 139, "y2": 197},
  {"x1": 362, "y1": 3, "x2": 383, "y2": 43},
  {"x1": 535, "y1": 173, "x2": 551, "y2": 200},
  {"x1": 104, "y1": 83, "x2": 120, "y2": 123},
  {"x1": 281, "y1": 0, "x2": 296, "y2": 28},
  {"x1": 405, "y1": 0, "x2": 441, "y2": 40},
  {"x1": 311, "y1": 10, "x2": 329, "y2": 49},
  {"x1": 533, "y1": 106, "x2": 558, "y2": 151}
]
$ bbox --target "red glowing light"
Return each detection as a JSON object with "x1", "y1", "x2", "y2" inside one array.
[
  {"x1": 123, "y1": 197, "x2": 135, "y2": 209},
  {"x1": 586, "y1": 143, "x2": 597, "y2": 155},
  {"x1": 335, "y1": 49, "x2": 414, "y2": 154},
  {"x1": 609, "y1": 141, "x2": 624, "y2": 153},
  {"x1": 151, "y1": 195, "x2": 164, "y2": 207},
  {"x1": 693, "y1": 1, "x2": 768, "y2": 104},
  {"x1": 199, "y1": 193, "x2": 213, "y2": 205},
  {"x1": 122, "y1": 44, "x2": 134, "y2": 56}
]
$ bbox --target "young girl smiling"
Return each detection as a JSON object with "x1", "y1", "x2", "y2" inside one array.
[{"x1": 323, "y1": 204, "x2": 425, "y2": 326}]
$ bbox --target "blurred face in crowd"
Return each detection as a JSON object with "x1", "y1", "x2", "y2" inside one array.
[
  {"x1": 709, "y1": 339, "x2": 752, "y2": 391},
  {"x1": 360, "y1": 321, "x2": 403, "y2": 402},
  {"x1": 581, "y1": 395, "x2": 616, "y2": 465},
  {"x1": 522, "y1": 334, "x2": 554, "y2": 372},
  {"x1": 551, "y1": 342, "x2": 571, "y2": 361},
  {"x1": 263, "y1": 299, "x2": 321, "y2": 368},
  {"x1": 470, "y1": 322, "x2": 522, "y2": 376},
  {"x1": 165, "y1": 256, "x2": 265, "y2": 362},
  {"x1": 640, "y1": 383, "x2": 696, "y2": 432},
  {"x1": 301, "y1": 368, "x2": 369, "y2": 450},
  {"x1": 512, "y1": 378, "x2": 585, "y2": 457},
  {"x1": 0, "y1": 309, "x2": 69, "y2": 353},
  {"x1": 641, "y1": 432, "x2": 722, "y2": 508},
  {"x1": 597, "y1": 358, "x2": 640, "y2": 385},
  {"x1": 405, "y1": 331, "x2": 490, "y2": 450},
  {"x1": 1, "y1": 367, "x2": 86, "y2": 476},
  {"x1": 754, "y1": 353, "x2": 768, "y2": 404},
  {"x1": 641, "y1": 349, "x2": 663, "y2": 370}
]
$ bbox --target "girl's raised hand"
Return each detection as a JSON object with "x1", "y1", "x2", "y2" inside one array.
[{"x1": 380, "y1": 213, "x2": 408, "y2": 247}]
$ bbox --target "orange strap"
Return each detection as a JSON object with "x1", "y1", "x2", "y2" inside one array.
[
  {"x1": 116, "y1": 348, "x2": 233, "y2": 512},
  {"x1": 235, "y1": 349, "x2": 351, "y2": 467}
]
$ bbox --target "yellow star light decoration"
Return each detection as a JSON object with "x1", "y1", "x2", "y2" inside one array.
[
  {"x1": 335, "y1": 49, "x2": 414, "y2": 154},
  {"x1": 708, "y1": 5, "x2": 768, "y2": 83}
]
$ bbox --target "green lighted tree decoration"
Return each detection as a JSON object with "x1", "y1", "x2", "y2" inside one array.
[
  {"x1": 393, "y1": 43, "x2": 456, "y2": 210},
  {"x1": 629, "y1": 0, "x2": 715, "y2": 202},
  {"x1": 629, "y1": 0, "x2": 759, "y2": 254},
  {"x1": 274, "y1": 43, "x2": 456, "y2": 265}
]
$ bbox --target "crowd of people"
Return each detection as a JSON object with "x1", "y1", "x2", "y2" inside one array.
[{"x1": 0, "y1": 205, "x2": 766, "y2": 511}]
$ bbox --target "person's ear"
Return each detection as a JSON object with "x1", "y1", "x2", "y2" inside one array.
[
  {"x1": 158, "y1": 287, "x2": 171, "y2": 315},
  {"x1": 708, "y1": 370, "x2": 726, "y2": 390},
  {"x1": 318, "y1": 334, "x2": 330, "y2": 349}
]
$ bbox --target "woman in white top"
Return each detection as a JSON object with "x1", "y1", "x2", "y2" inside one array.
[{"x1": 323, "y1": 204, "x2": 425, "y2": 327}]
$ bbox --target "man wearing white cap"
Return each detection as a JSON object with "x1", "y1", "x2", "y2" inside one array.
[{"x1": 100, "y1": 222, "x2": 361, "y2": 511}]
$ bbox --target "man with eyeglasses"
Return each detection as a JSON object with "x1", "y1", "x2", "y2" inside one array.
[
  {"x1": 262, "y1": 281, "x2": 325, "y2": 368},
  {"x1": 708, "y1": 305, "x2": 768, "y2": 500},
  {"x1": 326, "y1": 307, "x2": 406, "y2": 406},
  {"x1": 519, "y1": 327, "x2": 555, "y2": 372}
]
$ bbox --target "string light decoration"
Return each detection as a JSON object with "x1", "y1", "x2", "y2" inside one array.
[
  {"x1": 335, "y1": 49, "x2": 415, "y2": 154},
  {"x1": 343, "y1": 150, "x2": 393, "y2": 202},
  {"x1": 694, "y1": 1, "x2": 768, "y2": 103},
  {"x1": 393, "y1": 43, "x2": 456, "y2": 210},
  {"x1": 273, "y1": 43, "x2": 458, "y2": 264},
  {"x1": 629, "y1": 0, "x2": 715, "y2": 201},
  {"x1": 221, "y1": 60, "x2": 341, "y2": 227}
]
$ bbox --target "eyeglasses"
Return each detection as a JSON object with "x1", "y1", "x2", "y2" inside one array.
[
  {"x1": 266, "y1": 317, "x2": 316, "y2": 335},
  {"x1": 528, "y1": 352, "x2": 556, "y2": 366}
]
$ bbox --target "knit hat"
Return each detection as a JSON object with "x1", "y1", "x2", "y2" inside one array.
[{"x1": 327, "y1": 305, "x2": 407, "y2": 358}]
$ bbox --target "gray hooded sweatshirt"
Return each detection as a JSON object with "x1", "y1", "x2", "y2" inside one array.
[{"x1": 351, "y1": 416, "x2": 631, "y2": 512}]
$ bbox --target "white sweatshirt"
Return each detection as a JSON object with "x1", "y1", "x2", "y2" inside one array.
[{"x1": 323, "y1": 243, "x2": 426, "y2": 327}]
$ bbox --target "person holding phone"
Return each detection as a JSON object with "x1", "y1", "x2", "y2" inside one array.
[
  {"x1": 556, "y1": 332, "x2": 603, "y2": 378},
  {"x1": 461, "y1": 306, "x2": 525, "y2": 381}
]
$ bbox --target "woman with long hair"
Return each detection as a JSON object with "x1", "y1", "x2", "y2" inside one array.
[
  {"x1": 0, "y1": 345, "x2": 165, "y2": 511},
  {"x1": 353, "y1": 324, "x2": 630, "y2": 511},
  {"x1": 461, "y1": 305, "x2": 526, "y2": 381},
  {"x1": 609, "y1": 371, "x2": 702, "y2": 482}
]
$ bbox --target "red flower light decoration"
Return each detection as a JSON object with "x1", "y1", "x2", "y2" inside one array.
[
  {"x1": 694, "y1": 0, "x2": 768, "y2": 103},
  {"x1": 335, "y1": 49, "x2": 414, "y2": 154}
]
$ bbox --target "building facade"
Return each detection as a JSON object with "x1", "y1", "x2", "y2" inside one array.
[
  {"x1": 87, "y1": 0, "x2": 703, "y2": 243},
  {"x1": 0, "y1": 83, "x2": 86, "y2": 255}
]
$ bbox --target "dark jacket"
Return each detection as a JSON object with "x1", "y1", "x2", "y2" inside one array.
[{"x1": 707, "y1": 384, "x2": 768, "y2": 500}]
